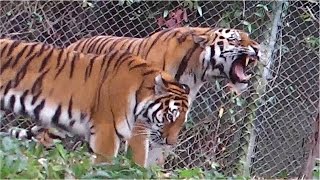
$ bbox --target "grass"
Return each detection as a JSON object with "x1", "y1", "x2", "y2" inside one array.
[
  {"x1": 0, "y1": 136, "x2": 233, "y2": 179},
  {"x1": 2, "y1": 136, "x2": 318, "y2": 179}
]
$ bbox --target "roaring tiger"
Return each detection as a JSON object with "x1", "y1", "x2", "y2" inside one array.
[
  {"x1": 0, "y1": 39, "x2": 190, "y2": 165},
  {"x1": 66, "y1": 27, "x2": 261, "y2": 166},
  {"x1": 7, "y1": 26, "x2": 261, "y2": 166}
]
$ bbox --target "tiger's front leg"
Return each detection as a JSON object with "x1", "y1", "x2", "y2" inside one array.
[
  {"x1": 127, "y1": 124, "x2": 150, "y2": 167},
  {"x1": 89, "y1": 121, "x2": 121, "y2": 164}
]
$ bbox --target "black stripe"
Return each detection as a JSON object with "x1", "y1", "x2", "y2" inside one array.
[
  {"x1": 102, "y1": 51, "x2": 118, "y2": 79},
  {"x1": 0, "y1": 57, "x2": 13, "y2": 75},
  {"x1": 163, "y1": 29, "x2": 179, "y2": 42},
  {"x1": 69, "y1": 119, "x2": 76, "y2": 127},
  {"x1": 118, "y1": 38, "x2": 130, "y2": 51},
  {"x1": 7, "y1": 40, "x2": 20, "y2": 55},
  {"x1": 133, "y1": 90, "x2": 139, "y2": 118},
  {"x1": 47, "y1": 132, "x2": 64, "y2": 140},
  {"x1": 9, "y1": 95, "x2": 16, "y2": 110},
  {"x1": 136, "y1": 38, "x2": 145, "y2": 55},
  {"x1": 11, "y1": 45, "x2": 28, "y2": 68},
  {"x1": 13, "y1": 52, "x2": 39, "y2": 87},
  {"x1": 88, "y1": 37, "x2": 104, "y2": 52},
  {"x1": 34, "y1": 99, "x2": 45, "y2": 121},
  {"x1": 80, "y1": 37, "x2": 96, "y2": 52},
  {"x1": 31, "y1": 91, "x2": 41, "y2": 105},
  {"x1": 80, "y1": 112, "x2": 87, "y2": 123},
  {"x1": 129, "y1": 62, "x2": 147, "y2": 71},
  {"x1": 144, "y1": 29, "x2": 170, "y2": 59},
  {"x1": 55, "y1": 49, "x2": 64, "y2": 69},
  {"x1": 25, "y1": 44, "x2": 37, "y2": 58},
  {"x1": 174, "y1": 44, "x2": 198, "y2": 81},
  {"x1": 108, "y1": 38, "x2": 122, "y2": 52},
  {"x1": 26, "y1": 130, "x2": 34, "y2": 139},
  {"x1": 85, "y1": 36, "x2": 100, "y2": 51},
  {"x1": 39, "y1": 49, "x2": 54, "y2": 72},
  {"x1": 111, "y1": 109, "x2": 123, "y2": 139},
  {"x1": 70, "y1": 39, "x2": 85, "y2": 51},
  {"x1": 55, "y1": 51, "x2": 69, "y2": 79},
  {"x1": 52, "y1": 105, "x2": 62, "y2": 128},
  {"x1": 0, "y1": 43, "x2": 8, "y2": 57},
  {"x1": 68, "y1": 96, "x2": 73, "y2": 119},
  {"x1": 31, "y1": 69, "x2": 49, "y2": 94},
  {"x1": 20, "y1": 90, "x2": 29, "y2": 115},
  {"x1": 97, "y1": 38, "x2": 116, "y2": 53},
  {"x1": 69, "y1": 53, "x2": 78, "y2": 78},
  {"x1": 152, "y1": 103, "x2": 163, "y2": 123},
  {"x1": 14, "y1": 130, "x2": 19, "y2": 139},
  {"x1": 0, "y1": 99, "x2": 4, "y2": 110},
  {"x1": 143, "y1": 69, "x2": 157, "y2": 76},
  {"x1": 114, "y1": 53, "x2": 131, "y2": 70},
  {"x1": 85, "y1": 56, "x2": 97, "y2": 81},
  {"x1": 3, "y1": 80, "x2": 12, "y2": 95},
  {"x1": 126, "y1": 40, "x2": 136, "y2": 52}
]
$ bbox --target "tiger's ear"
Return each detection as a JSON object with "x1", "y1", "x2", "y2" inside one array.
[
  {"x1": 193, "y1": 35, "x2": 208, "y2": 48},
  {"x1": 154, "y1": 74, "x2": 167, "y2": 95}
]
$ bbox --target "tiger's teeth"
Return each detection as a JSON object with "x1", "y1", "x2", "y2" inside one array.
[{"x1": 245, "y1": 58, "x2": 250, "y2": 66}]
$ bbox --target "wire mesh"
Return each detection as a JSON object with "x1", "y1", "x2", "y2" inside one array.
[{"x1": 0, "y1": 1, "x2": 319, "y2": 178}]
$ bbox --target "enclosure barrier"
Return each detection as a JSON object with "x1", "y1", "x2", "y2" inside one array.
[{"x1": 0, "y1": 1, "x2": 319, "y2": 178}]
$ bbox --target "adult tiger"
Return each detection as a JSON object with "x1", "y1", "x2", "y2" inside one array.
[
  {"x1": 8, "y1": 27, "x2": 261, "y2": 166},
  {"x1": 0, "y1": 39, "x2": 190, "y2": 164},
  {"x1": 66, "y1": 27, "x2": 261, "y2": 166}
]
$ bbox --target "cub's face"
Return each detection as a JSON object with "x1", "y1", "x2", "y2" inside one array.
[
  {"x1": 143, "y1": 73, "x2": 190, "y2": 147},
  {"x1": 149, "y1": 97, "x2": 189, "y2": 147}
]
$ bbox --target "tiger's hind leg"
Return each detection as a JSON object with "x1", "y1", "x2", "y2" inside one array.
[{"x1": 89, "y1": 121, "x2": 121, "y2": 164}]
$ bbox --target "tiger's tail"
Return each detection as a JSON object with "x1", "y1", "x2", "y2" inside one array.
[{"x1": 8, "y1": 126, "x2": 66, "y2": 147}]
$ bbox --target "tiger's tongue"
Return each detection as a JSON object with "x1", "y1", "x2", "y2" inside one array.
[{"x1": 235, "y1": 64, "x2": 250, "y2": 80}]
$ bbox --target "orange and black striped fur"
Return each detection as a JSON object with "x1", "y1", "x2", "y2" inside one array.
[
  {"x1": 7, "y1": 27, "x2": 261, "y2": 166},
  {"x1": 0, "y1": 39, "x2": 190, "y2": 165},
  {"x1": 66, "y1": 27, "x2": 261, "y2": 166}
]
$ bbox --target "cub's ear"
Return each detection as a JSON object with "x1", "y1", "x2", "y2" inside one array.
[
  {"x1": 193, "y1": 35, "x2": 208, "y2": 48},
  {"x1": 154, "y1": 74, "x2": 167, "y2": 95}
]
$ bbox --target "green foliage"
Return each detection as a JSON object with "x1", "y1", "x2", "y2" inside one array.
[
  {"x1": 0, "y1": 136, "x2": 249, "y2": 179},
  {"x1": 314, "y1": 158, "x2": 320, "y2": 179},
  {"x1": 305, "y1": 36, "x2": 320, "y2": 49}
]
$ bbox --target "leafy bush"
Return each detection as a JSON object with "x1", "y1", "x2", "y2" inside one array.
[{"x1": 0, "y1": 136, "x2": 246, "y2": 179}]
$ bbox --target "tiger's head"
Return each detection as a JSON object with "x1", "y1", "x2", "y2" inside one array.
[
  {"x1": 196, "y1": 28, "x2": 261, "y2": 94},
  {"x1": 138, "y1": 72, "x2": 190, "y2": 147}
]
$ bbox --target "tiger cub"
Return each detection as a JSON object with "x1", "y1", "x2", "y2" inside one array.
[{"x1": 0, "y1": 39, "x2": 190, "y2": 165}]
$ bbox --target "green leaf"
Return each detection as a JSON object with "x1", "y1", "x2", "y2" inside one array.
[
  {"x1": 257, "y1": 4, "x2": 268, "y2": 11},
  {"x1": 254, "y1": 12, "x2": 264, "y2": 18},
  {"x1": 2, "y1": 137, "x2": 16, "y2": 151},
  {"x1": 242, "y1": 21, "x2": 252, "y2": 33},
  {"x1": 178, "y1": 168, "x2": 202, "y2": 178},
  {"x1": 215, "y1": 81, "x2": 221, "y2": 91},
  {"x1": 234, "y1": 10, "x2": 242, "y2": 18},
  {"x1": 235, "y1": 97, "x2": 244, "y2": 106},
  {"x1": 56, "y1": 144, "x2": 67, "y2": 160},
  {"x1": 163, "y1": 10, "x2": 169, "y2": 18},
  {"x1": 195, "y1": 3, "x2": 203, "y2": 17}
]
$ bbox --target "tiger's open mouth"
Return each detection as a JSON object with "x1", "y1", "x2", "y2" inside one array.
[{"x1": 230, "y1": 54, "x2": 258, "y2": 84}]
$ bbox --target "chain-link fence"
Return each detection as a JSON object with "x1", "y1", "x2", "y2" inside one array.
[{"x1": 0, "y1": 1, "x2": 319, "y2": 178}]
